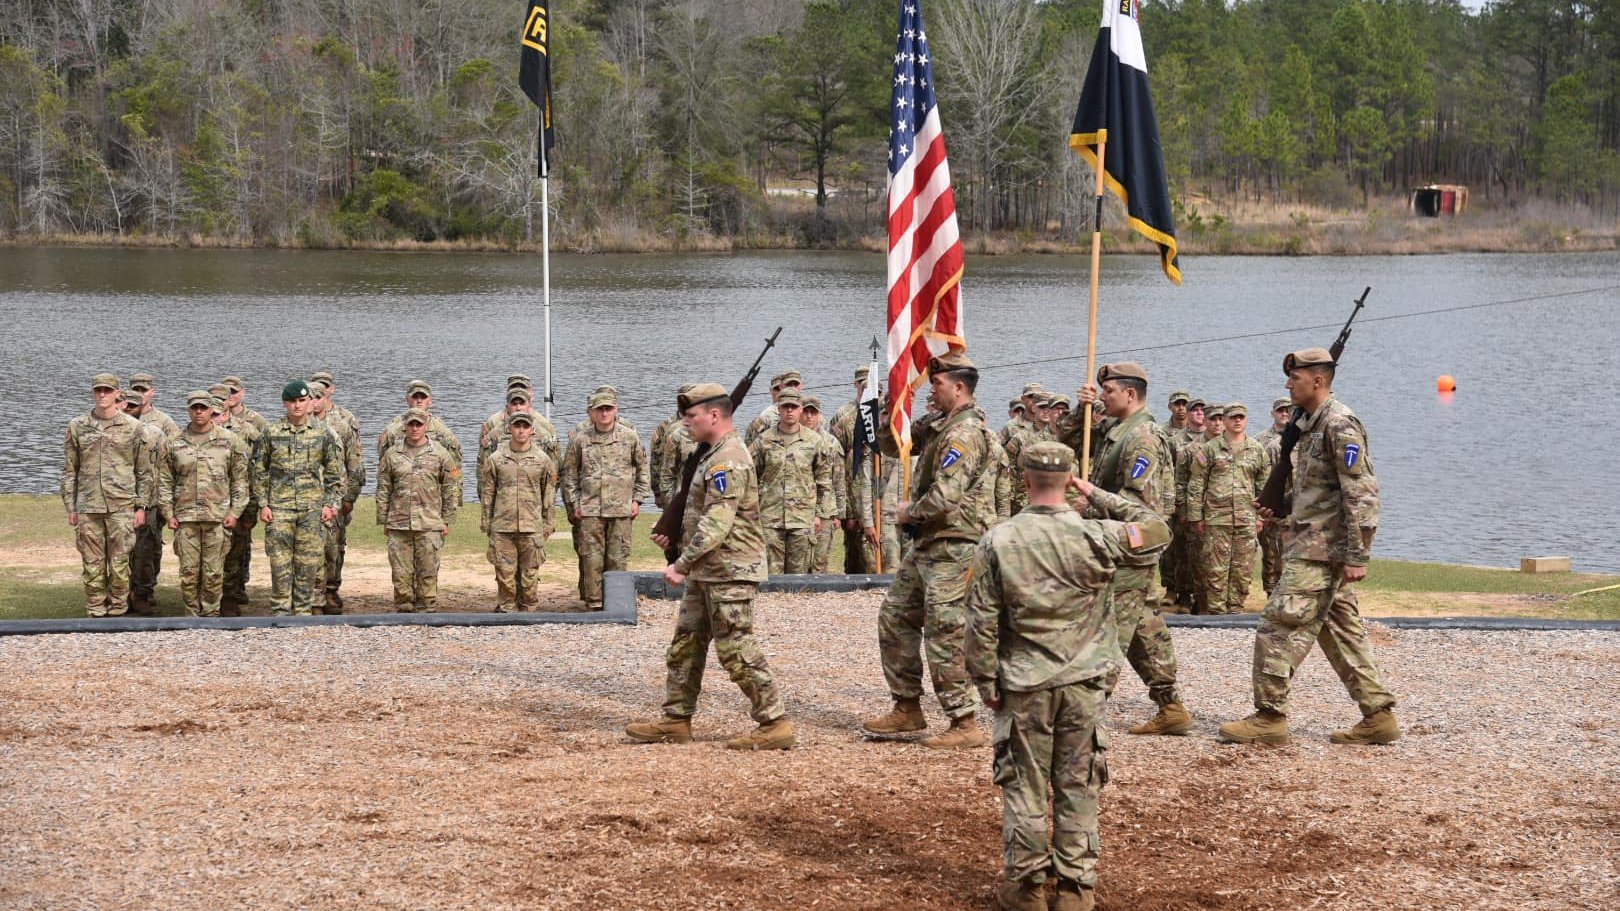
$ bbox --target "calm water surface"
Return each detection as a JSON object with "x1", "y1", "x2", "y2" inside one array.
[{"x1": 2, "y1": 246, "x2": 1617, "y2": 571}]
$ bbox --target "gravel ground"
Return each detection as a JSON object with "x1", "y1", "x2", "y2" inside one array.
[{"x1": 2, "y1": 592, "x2": 1617, "y2": 911}]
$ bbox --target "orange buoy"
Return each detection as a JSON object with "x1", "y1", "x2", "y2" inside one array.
[{"x1": 1436, "y1": 374, "x2": 1457, "y2": 392}]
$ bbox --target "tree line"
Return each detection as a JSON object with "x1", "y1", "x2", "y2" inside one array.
[{"x1": 2, "y1": 0, "x2": 1616, "y2": 248}]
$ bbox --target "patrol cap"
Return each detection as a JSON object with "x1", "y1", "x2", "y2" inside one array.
[
  {"x1": 1168, "y1": 389, "x2": 1191, "y2": 405},
  {"x1": 1226, "y1": 403, "x2": 1248, "y2": 418},
  {"x1": 281, "y1": 380, "x2": 312, "y2": 401},
  {"x1": 308, "y1": 380, "x2": 330, "y2": 398},
  {"x1": 1021, "y1": 382, "x2": 1046, "y2": 396},
  {"x1": 1097, "y1": 361, "x2": 1149, "y2": 384},
  {"x1": 186, "y1": 390, "x2": 213, "y2": 408},
  {"x1": 1284, "y1": 347, "x2": 1335, "y2": 372},
  {"x1": 776, "y1": 389, "x2": 804, "y2": 407},
  {"x1": 588, "y1": 390, "x2": 618, "y2": 409},
  {"x1": 208, "y1": 382, "x2": 232, "y2": 399},
  {"x1": 1272, "y1": 397, "x2": 1292, "y2": 411},
  {"x1": 310, "y1": 371, "x2": 335, "y2": 386},
  {"x1": 927, "y1": 350, "x2": 975, "y2": 376},
  {"x1": 208, "y1": 395, "x2": 227, "y2": 414},
  {"x1": 593, "y1": 384, "x2": 619, "y2": 396},
  {"x1": 402, "y1": 407, "x2": 430, "y2": 425},
  {"x1": 771, "y1": 370, "x2": 804, "y2": 389},
  {"x1": 1049, "y1": 394, "x2": 1071, "y2": 410},
  {"x1": 508, "y1": 411, "x2": 535, "y2": 427},
  {"x1": 506, "y1": 373, "x2": 532, "y2": 388},
  {"x1": 121, "y1": 390, "x2": 144, "y2": 406},
  {"x1": 221, "y1": 375, "x2": 244, "y2": 392},
  {"x1": 1205, "y1": 403, "x2": 1227, "y2": 419},
  {"x1": 506, "y1": 387, "x2": 531, "y2": 404},
  {"x1": 91, "y1": 372, "x2": 120, "y2": 390},
  {"x1": 854, "y1": 366, "x2": 869, "y2": 382},
  {"x1": 802, "y1": 396, "x2": 823, "y2": 413},
  {"x1": 129, "y1": 372, "x2": 155, "y2": 391},
  {"x1": 1009, "y1": 398, "x2": 1025, "y2": 411},
  {"x1": 406, "y1": 380, "x2": 432, "y2": 397},
  {"x1": 678, "y1": 382, "x2": 729, "y2": 412},
  {"x1": 506, "y1": 378, "x2": 533, "y2": 393},
  {"x1": 1188, "y1": 397, "x2": 1206, "y2": 410},
  {"x1": 1021, "y1": 441, "x2": 1076, "y2": 474}
]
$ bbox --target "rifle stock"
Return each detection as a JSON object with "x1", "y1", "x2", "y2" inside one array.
[
  {"x1": 1257, "y1": 287, "x2": 1370, "y2": 518},
  {"x1": 650, "y1": 327, "x2": 783, "y2": 563}
]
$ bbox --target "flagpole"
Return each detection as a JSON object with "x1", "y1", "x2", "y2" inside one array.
[
  {"x1": 871, "y1": 451, "x2": 883, "y2": 574},
  {"x1": 541, "y1": 164, "x2": 553, "y2": 421},
  {"x1": 1079, "y1": 131, "x2": 1106, "y2": 480}
]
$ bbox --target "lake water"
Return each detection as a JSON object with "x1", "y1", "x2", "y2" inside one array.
[{"x1": 2, "y1": 246, "x2": 1617, "y2": 572}]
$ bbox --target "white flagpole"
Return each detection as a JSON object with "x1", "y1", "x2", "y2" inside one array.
[{"x1": 541, "y1": 151, "x2": 553, "y2": 420}]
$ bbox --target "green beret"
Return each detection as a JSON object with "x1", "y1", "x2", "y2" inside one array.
[{"x1": 281, "y1": 381, "x2": 312, "y2": 401}]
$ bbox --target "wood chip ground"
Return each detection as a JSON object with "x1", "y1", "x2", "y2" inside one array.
[{"x1": 2, "y1": 592, "x2": 1616, "y2": 910}]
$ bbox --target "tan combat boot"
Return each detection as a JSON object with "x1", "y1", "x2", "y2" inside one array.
[
  {"x1": 861, "y1": 697, "x2": 926, "y2": 735},
  {"x1": 1051, "y1": 880, "x2": 1095, "y2": 911},
  {"x1": 1330, "y1": 709, "x2": 1400, "y2": 745},
  {"x1": 1217, "y1": 710, "x2": 1290, "y2": 744},
  {"x1": 994, "y1": 878, "x2": 1048, "y2": 911},
  {"x1": 725, "y1": 718, "x2": 796, "y2": 751},
  {"x1": 921, "y1": 713, "x2": 987, "y2": 750},
  {"x1": 625, "y1": 716, "x2": 694, "y2": 744},
  {"x1": 1128, "y1": 702, "x2": 1194, "y2": 736}
]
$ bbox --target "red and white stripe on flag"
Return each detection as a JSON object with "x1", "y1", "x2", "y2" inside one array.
[{"x1": 885, "y1": 0, "x2": 964, "y2": 450}]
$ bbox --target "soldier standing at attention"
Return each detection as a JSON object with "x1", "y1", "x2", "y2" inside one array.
[
  {"x1": 222, "y1": 376, "x2": 270, "y2": 435},
  {"x1": 862, "y1": 351, "x2": 998, "y2": 749},
  {"x1": 309, "y1": 381, "x2": 365, "y2": 613},
  {"x1": 379, "y1": 381, "x2": 463, "y2": 470},
  {"x1": 62, "y1": 374, "x2": 155, "y2": 618},
  {"x1": 1219, "y1": 349, "x2": 1398, "y2": 746},
  {"x1": 801, "y1": 397, "x2": 845, "y2": 573},
  {"x1": 750, "y1": 389, "x2": 833, "y2": 575},
  {"x1": 480, "y1": 411, "x2": 556, "y2": 613},
  {"x1": 648, "y1": 383, "x2": 695, "y2": 509},
  {"x1": 967, "y1": 442, "x2": 1171, "y2": 911},
  {"x1": 563, "y1": 389, "x2": 650, "y2": 610},
  {"x1": 1169, "y1": 397, "x2": 1207, "y2": 609},
  {"x1": 829, "y1": 367, "x2": 869, "y2": 574},
  {"x1": 1255, "y1": 397, "x2": 1291, "y2": 597},
  {"x1": 161, "y1": 391, "x2": 249, "y2": 617},
  {"x1": 1158, "y1": 390, "x2": 1193, "y2": 610},
  {"x1": 1072, "y1": 363, "x2": 1193, "y2": 736},
  {"x1": 217, "y1": 381, "x2": 261, "y2": 615},
  {"x1": 745, "y1": 369, "x2": 802, "y2": 445},
  {"x1": 629, "y1": 383, "x2": 795, "y2": 751},
  {"x1": 376, "y1": 407, "x2": 460, "y2": 613},
  {"x1": 255, "y1": 381, "x2": 343, "y2": 616},
  {"x1": 480, "y1": 384, "x2": 562, "y2": 503},
  {"x1": 121, "y1": 385, "x2": 170, "y2": 614},
  {"x1": 1186, "y1": 403, "x2": 1269, "y2": 614},
  {"x1": 310, "y1": 371, "x2": 360, "y2": 439}
]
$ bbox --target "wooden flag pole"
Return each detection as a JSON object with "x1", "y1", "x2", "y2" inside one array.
[
  {"x1": 871, "y1": 451, "x2": 884, "y2": 574},
  {"x1": 1079, "y1": 131, "x2": 1107, "y2": 480}
]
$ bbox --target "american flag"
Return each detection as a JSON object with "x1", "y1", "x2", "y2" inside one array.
[{"x1": 885, "y1": 0, "x2": 964, "y2": 450}]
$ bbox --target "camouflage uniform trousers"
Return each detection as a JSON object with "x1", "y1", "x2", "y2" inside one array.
[
  {"x1": 1260, "y1": 522, "x2": 1283, "y2": 595},
  {"x1": 223, "y1": 508, "x2": 256, "y2": 605},
  {"x1": 842, "y1": 526, "x2": 868, "y2": 573},
  {"x1": 1252, "y1": 559, "x2": 1396, "y2": 717},
  {"x1": 1200, "y1": 524, "x2": 1259, "y2": 614},
  {"x1": 661, "y1": 580, "x2": 785, "y2": 724},
  {"x1": 76, "y1": 511, "x2": 137, "y2": 616},
  {"x1": 387, "y1": 529, "x2": 444, "y2": 611},
  {"x1": 1177, "y1": 523, "x2": 1206, "y2": 612},
  {"x1": 324, "y1": 510, "x2": 353, "y2": 608},
  {"x1": 764, "y1": 526, "x2": 815, "y2": 575},
  {"x1": 812, "y1": 520, "x2": 837, "y2": 573},
  {"x1": 130, "y1": 505, "x2": 165, "y2": 602},
  {"x1": 1110, "y1": 586, "x2": 1182, "y2": 707},
  {"x1": 172, "y1": 522, "x2": 228, "y2": 616},
  {"x1": 576, "y1": 516, "x2": 632, "y2": 603},
  {"x1": 264, "y1": 509, "x2": 327, "y2": 616},
  {"x1": 994, "y1": 681, "x2": 1111, "y2": 887},
  {"x1": 1157, "y1": 526, "x2": 1182, "y2": 607},
  {"x1": 878, "y1": 539, "x2": 980, "y2": 719},
  {"x1": 488, "y1": 532, "x2": 545, "y2": 612}
]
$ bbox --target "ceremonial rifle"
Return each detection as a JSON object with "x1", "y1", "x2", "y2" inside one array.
[
  {"x1": 1257, "y1": 287, "x2": 1370, "y2": 517},
  {"x1": 652, "y1": 327, "x2": 783, "y2": 563}
]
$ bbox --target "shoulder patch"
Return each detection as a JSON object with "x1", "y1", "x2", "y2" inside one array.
[
  {"x1": 1342, "y1": 442, "x2": 1362, "y2": 472},
  {"x1": 1131, "y1": 454, "x2": 1152, "y2": 479},
  {"x1": 1194, "y1": 450, "x2": 1208, "y2": 466},
  {"x1": 940, "y1": 445, "x2": 963, "y2": 469},
  {"x1": 1124, "y1": 523, "x2": 1145, "y2": 550}
]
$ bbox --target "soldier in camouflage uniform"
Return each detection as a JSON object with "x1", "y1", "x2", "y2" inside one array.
[
  {"x1": 563, "y1": 389, "x2": 650, "y2": 608},
  {"x1": 379, "y1": 380, "x2": 463, "y2": 471},
  {"x1": 1070, "y1": 363, "x2": 1193, "y2": 737},
  {"x1": 749, "y1": 389, "x2": 834, "y2": 575},
  {"x1": 744, "y1": 369, "x2": 802, "y2": 445},
  {"x1": 62, "y1": 374, "x2": 156, "y2": 617},
  {"x1": 254, "y1": 381, "x2": 344, "y2": 616},
  {"x1": 309, "y1": 381, "x2": 365, "y2": 613},
  {"x1": 801, "y1": 398, "x2": 846, "y2": 573},
  {"x1": 1186, "y1": 403, "x2": 1269, "y2": 614},
  {"x1": 1220, "y1": 348, "x2": 1398, "y2": 747},
  {"x1": 968, "y1": 442, "x2": 1171, "y2": 911},
  {"x1": 480, "y1": 411, "x2": 556, "y2": 612},
  {"x1": 862, "y1": 351, "x2": 998, "y2": 750},
  {"x1": 627, "y1": 383, "x2": 795, "y2": 751},
  {"x1": 376, "y1": 407, "x2": 460, "y2": 612},
  {"x1": 160, "y1": 391, "x2": 250, "y2": 616},
  {"x1": 1003, "y1": 394, "x2": 1053, "y2": 515},
  {"x1": 1255, "y1": 397, "x2": 1291, "y2": 596},
  {"x1": 126, "y1": 373, "x2": 179, "y2": 613},
  {"x1": 479, "y1": 384, "x2": 562, "y2": 503},
  {"x1": 220, "y1": 376, "x2": 268, "y2": 612},
  {"x1": 1157, "y1": 390, "x2": 1192, "y2": 609},
  {"x1": 829, "y1": 367, "x2": 870, "y2": 573},
  {"x1": 648, "y1": 384, "x2": 696, "y2": 509}
]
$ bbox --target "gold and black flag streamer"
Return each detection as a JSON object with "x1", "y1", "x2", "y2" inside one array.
[{"x1": 519, "y1": 2, "x2": 556, "y2": 177}]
